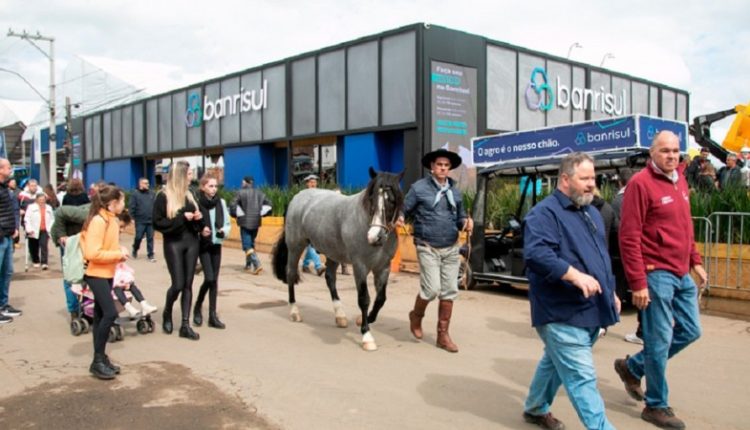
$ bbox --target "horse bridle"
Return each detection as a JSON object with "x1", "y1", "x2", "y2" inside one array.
[{"x1": 369, "y1": 187, "x2": 400, "y2": 236}]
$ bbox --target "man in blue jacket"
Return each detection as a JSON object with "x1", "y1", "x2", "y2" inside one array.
[
  {"x1": 522, "y1": 152, "x2": 620, "y2": 430},
  {"x1": 400, "y1": 148, "x2": 472, "y2": 353},
  {"x1": 129, "y1": 177, "x2": 156, "y2": 262}
]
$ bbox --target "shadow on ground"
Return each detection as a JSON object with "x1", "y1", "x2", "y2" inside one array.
[{"x1": 0, "y1": 361, "x2": 278, "y2": 430}]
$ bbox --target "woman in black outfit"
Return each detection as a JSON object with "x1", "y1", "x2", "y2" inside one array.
[
  {"x1": 62, "y1": 178, "x2": 91, "y2": 206},
  {"x1": 193, "y1": 174, "x2": 231, "y2": 329},
  {"x1": 152, "y1": 161, "x2": 205, "y2": 340}
]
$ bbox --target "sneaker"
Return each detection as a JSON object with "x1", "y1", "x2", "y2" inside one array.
[
  {"x1": 523, "y1": 411, "x2": 565, "y2": 430},
  {"x1": 140, "y1": 300, "x2": 158, "y2": 315},
  {"x1": 33, "y1": 263, "x2": 40, "y2": 268},
  {"x1": 614, "y1": 356, "x2": 644, "y2": 401},
  {"x1": 132, "y1": 250, "x2": 138, "y2": 259},
  {"x1": 641, "y1": 406, "x2": 686, "y2": 429},
  {"x1": 42, "y1": 264, "x2": 48, "y2": 270},
  {"x1": 0, "y1": 314, "x2": 12, "y2": 324},
  {"x1": 1, "y1": 305, "x2": 22, "y2": 317},
  {"x1": 598, "y1": 328, "x2": 607, "y2": 338},
  {"x1": 148, "y1": 257, "x2": 157, "y2": 263},
  {"x1": 624, "y1": 332, "x2": 644, "y2": 345},
  {"x1": 124, "y1": 302, "x2": 141, "y2": 318}
]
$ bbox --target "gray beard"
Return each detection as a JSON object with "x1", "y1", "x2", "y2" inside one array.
[{"x1": 570, "y1": 191, "x2": 593, "y2": 207}]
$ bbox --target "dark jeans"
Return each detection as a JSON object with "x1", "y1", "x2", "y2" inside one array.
[
  {"x1": 28, "y1": 230, "x2": 49, "y2": 264},
  {"x1": 133, "y1": 222, "x2": 154, "y2": 258},
  {"x1": 196, "y1": 244, "x2": 222, "y2": 313},
  {"x1": 85, "y1": 276, "x2": 117, "y2": 355}
]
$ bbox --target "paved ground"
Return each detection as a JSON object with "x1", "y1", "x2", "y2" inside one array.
[{"x1": 1, "y1": 234, "x2": 749, "y2": 429}]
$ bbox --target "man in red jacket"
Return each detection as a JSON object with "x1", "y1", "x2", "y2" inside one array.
[{"x1": 615, "y1": 131, "x2": 707, "y2": 429}]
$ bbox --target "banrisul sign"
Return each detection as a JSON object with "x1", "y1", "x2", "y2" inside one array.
[
  {"x1": 525, "y1": 67, "x2": 627, "y2": 116},
  {"x1": 185, "y1": 80, "x2": 268, "y2": 128}
]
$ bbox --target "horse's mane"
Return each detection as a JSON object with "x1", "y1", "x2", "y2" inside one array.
[{"x1": 361, "y1": 171, "x2": 404, "y2": 220}]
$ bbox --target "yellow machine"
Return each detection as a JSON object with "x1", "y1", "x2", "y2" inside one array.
[{"x1": 691, "y1": 102, "x2": 750, "y2": 162}]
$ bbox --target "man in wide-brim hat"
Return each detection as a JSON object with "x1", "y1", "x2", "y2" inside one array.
[{"x1": 398, "y1": 148, "x2": 472, "y2": 353}]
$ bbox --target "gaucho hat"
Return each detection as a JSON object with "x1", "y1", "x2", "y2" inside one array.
[{"x1": 421, "y1": 148, "x2": 462, "y2": 170}]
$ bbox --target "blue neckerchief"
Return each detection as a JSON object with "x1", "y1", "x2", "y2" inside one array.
[{"x1": 432, "y1": 177, "x2": 455, "y2": 209}]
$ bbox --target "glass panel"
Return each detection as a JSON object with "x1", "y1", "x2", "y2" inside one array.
[
  {"x1": 146, "y1": 99, "x2": 158, "y2": 153},
  {"x1": 186, "y1": 87, "x2": 202, "y2": 149},
  {"x1": 103, "y1": 111, "x2": 112, "y2": 159},
  {"x1": 92, "y1": 115, "x2": 101, "y2": 160},
  {"x1": 661, "y1": 89, "x2": 676, "y2": 119},
  {"x1": 111, "y1": 109, "x2": 122, "y2": 158},
  {"x1": 631, "y1": 81, "x2": 649, "y2": 115},
  {"x1": 133, "y1": 103, "x2": 145, "y2": 156},
  {"x1": 546, "y1": 60, "x2": 570, "y2": 126},
  {"x1": 240, "y1": 73, "x2": 262, "y2": 142},
  {"x1": 204, "y1": 82, "x2": 220, "y2": 147},
  {"x1": 85, "y1": 118, "x2": 94, "y2": 161},
  {"x1": 589, "y1": 71, "x2": 611, "y2": 119},
  {"x1": 572, "y1": 67, "x2": 585, "y2": 122},
  {"x1": 172, "y1": 90, "x2": 187, "y2": 150},
  {"x1": 611, "y1": 76, "x2": 630, "y2": 116},
  {"x1": 292, "y1": 57, "x2": 316, "y2": 136},
  {"x1": 649, "y1": 86, "x2": 659, "y2": 116},
  {"x1": 220, "y1": 77, "x2": 241, "y2": 145},
  {"x1": 158, "y1": 95, "x2": 172, "y2": 152},
  {"x1": 347, "y1": 41, "x2": 379, "y2": 129},
  {"x1": 676, "y1": 93, "x2": 688, "y2": 122},
  {"x1": 518, "y1": 53, "x2": 546, "y2": 130},
  {"x1": 382, "y1": 31, "x2": 416, "y2": 125},
  {"x1": 263, "y1": 65, "x2": 286, "y2": 140},
  {"x1": 486, "y1": 45, "x2": 516, "y2": 131},
  {"x1": 318, "y1": 50, "x2": 346, "y2": 133},
  {"x1": 290, "y1": 138, "x2": 337, "y2": 186},
  {"x1": 122, "y1": 105, "x2": 133, "y2": 157}
]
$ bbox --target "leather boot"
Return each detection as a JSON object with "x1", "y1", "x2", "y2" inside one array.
[
  {"x1": 436, "y1": 300, "x2": 458, "y2": 353},
  {"x1": 179, "y1": 320, "x2": 200, "y2": 340},
  {"x1": 208, "y1": 312, "x2": 226, "y2": 329},
  {"x1": 193, "y1": 304, "x2": 203, "y2": 326},
  {"x1": 162, "y1": 291, "x2": 174, "y2": 334},
  {"x1": 408, "y1": 295, "x2": 430, "y2": 339},
  {"x1": 103, "y1": 354, "x2": 121, "y2": 374},
  {"x1": 90, "y1": 353, "x2": 117, "y2": 380}
]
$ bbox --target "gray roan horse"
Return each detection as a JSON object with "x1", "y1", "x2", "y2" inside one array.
[{"x1": 272, "y1": 167, "x2": 403, "y2": 351}]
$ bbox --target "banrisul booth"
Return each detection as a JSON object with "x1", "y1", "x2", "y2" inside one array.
[{"x1": 66, "y1": 23, "x2": 689, "y2": 190}]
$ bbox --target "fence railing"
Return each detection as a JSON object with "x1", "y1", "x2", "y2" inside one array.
[{"x1": 696, "y1": 212, "x2": 750, "y2": 295}]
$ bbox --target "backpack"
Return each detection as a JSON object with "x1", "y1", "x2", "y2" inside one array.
[{"x1": 62, "y1": 233, "x2": 86, "y2": 284}]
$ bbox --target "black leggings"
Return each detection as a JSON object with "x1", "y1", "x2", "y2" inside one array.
[
  {"x1": 113, "y1": 284, "x2": 145, "y2": 305},
  {"x1": 163, "y1": 231, "x2": 200, "y2": 324},
  {"x1": 85, "y1": 276, "x2": 117, "y2": 355},
  {"x1": 196, "y1": 244, "x2": 222, "y2": 313}
]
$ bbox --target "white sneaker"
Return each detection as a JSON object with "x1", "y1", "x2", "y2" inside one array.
[
  {"x1": 139, "y1": 300, "x2": 158, "y2": 315},
  {"x1": 624, "y1": 333, "x2": 644, "y2": 345},
  {"x1": 598, "y1": 328, "x2": 607, "y2": 338},
  {"x1": 124, "y1": 302, "x2": 141, "y2": 318}
]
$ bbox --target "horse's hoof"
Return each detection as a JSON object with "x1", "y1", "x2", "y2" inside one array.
[
  {"x1": 290, "y1": 313, "x2": 303, "y2": 323},
  {"x1": 335, "y1": 317, "x2": 348, "y2": 328},
  {"x1": 355, "y1": 315, "x2": 362, "y2": 326},
  {"x1": 362, "y1": 341, "x2": 378, "y2": 351}
]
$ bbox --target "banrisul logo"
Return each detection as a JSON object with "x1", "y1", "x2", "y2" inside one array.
[
  {"x1": 185, "y1": 80, "x2": 268, "y2": 128},
  {"x1": 525, "y1": 67, "x2": 554, "y2": 111},
  {"x1": 525, "y1": 67, "x2": 628, "y2": 116}
]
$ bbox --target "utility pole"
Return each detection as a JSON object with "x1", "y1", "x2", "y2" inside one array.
[
  {"x1": 65, "y1": 96, "x2": 73, "y2": 181},
  {"x1": 7, "y1": 29, "x2": 57, "y2": 190}
]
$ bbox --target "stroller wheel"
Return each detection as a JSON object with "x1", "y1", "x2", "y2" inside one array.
[
  {"x1": 70, "y1": 319, "x2": 83, "y2": 336},
  {"x1": 115, "y1": 325, "x2": 124, "y2": 341},
  {"x1": 136, "y1": 319, "x2": 149, "y2": 334},
  {"x1": 147, "y1": 318, "x2": 155, "y2": 333},
  {"x1": 108, "y1": 326, "x2": 119, "y2": 343},
  {"x1": 80, "y1": 318, "x2": 90, "y2": 334}
]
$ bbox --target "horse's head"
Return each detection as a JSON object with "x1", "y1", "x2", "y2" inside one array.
[{"x1": 363, "y1": 167, "x2": 404, "y2": 246}]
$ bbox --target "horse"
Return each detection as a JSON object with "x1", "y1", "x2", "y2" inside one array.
[{"x1": 272, "y1": 167, "x2": 404, "y2": 351}]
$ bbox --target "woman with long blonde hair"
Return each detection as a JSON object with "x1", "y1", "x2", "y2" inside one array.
[{"x1": 153, "y1": 161, "x2": 205, "y2": 340}]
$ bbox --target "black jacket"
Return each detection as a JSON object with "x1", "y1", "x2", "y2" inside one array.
[
  {"x1": 129, "y1": 188, "x2": 155, "y2": 223},
  {"x1": 0, "y1": 182, "x2": 17, "y2": 237},
  {"x1": 231, "y1": 186, "x2": 269, "y2": 230},
  {"x1": 152, "y1": 193, "x2": 202, "y2": 239}
]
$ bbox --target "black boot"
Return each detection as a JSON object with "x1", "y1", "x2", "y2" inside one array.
[
  {"x1": 163, "y1": 290, "x2": 174, "y2": 334},
  {"x1": 90, "y1": 353, "x2": 116, "y2": 380},
  {"x1": 208, "y1": 312, "x2": 226, "y2": 329},
  {"x1": 103, "y1": 354, "x2": 121, "y2": 374},
  {"x1": 179, "y1": 321, "x2": 200, "y2": 340},
  {"x1": 193, "y1": 304, "x2": 203, "y2": 326}
]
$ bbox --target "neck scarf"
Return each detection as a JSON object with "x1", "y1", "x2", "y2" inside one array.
[
  {"x1": 432, "y1": 177, "x2": 456, "y2": 209},
  {"x1": 199, "y1": 192, "x2": 223, "y2": 232}
]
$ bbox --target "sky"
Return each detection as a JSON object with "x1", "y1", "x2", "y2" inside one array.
[{"x1": 0, "y1": 0, "x2": 748, "y2": 142}]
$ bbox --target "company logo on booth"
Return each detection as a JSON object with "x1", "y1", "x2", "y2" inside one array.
[
  {"x1": 185, "y1": 93, "x2": 203, "y2": 128},
  {"x1": 525, "y1": 67, "x2": 554, "y2": 112}
]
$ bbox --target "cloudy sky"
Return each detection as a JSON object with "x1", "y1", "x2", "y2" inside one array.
[{"x1": 1, "y1": 0, "x2": 747, "y2": 139}]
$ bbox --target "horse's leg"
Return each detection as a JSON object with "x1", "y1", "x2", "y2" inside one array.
[
  {"x1": 324, "y1": 259, "x2": 348, "y2": 328},
  {"x1": 366, "y1": 265, "x2": 390, "y2": 325},
  {"x1": 286, "y1": 243, "x2": 307, "y2": 323},
  {"x1": 352, "y1": 264, "x2": 376, "y2": 351}
]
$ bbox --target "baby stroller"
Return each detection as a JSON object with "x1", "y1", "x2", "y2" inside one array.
[{"x1": 69, "y1": 283, "x2": 155, "y2": 341}]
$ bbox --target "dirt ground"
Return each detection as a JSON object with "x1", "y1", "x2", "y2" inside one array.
[{"x1": 1, "y1": 234, "x2": 749, "y2": 429}]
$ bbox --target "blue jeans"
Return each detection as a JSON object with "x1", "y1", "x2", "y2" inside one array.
[
  {"x1": 60, "y1": 247, "x2": 80, "y2": 313},
  {"x1": 240, "y1": 227, "x2": 261, "y2": 269},
  {"x1": 525, "y1": 322, "x2": 614, "y2": 430},
  {"x1": 133, "y1": 222, "x2": 154, "y2": 258},
  {"x1": 0, "y1": 236, "x2": 12, "y2": 307},
  {"x1": 626, "y1": 270, "x2": 701, "y2": 408},
  {"x1": 302, "y1": 245, "x2": 323, "y2": 270}
]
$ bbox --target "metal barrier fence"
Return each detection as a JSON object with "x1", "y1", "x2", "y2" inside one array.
[{"x1": 698, "y1": 212, "x2": 750, "y2": 294}]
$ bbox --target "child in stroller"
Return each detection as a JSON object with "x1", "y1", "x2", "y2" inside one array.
[{"x1": 113, "y1": 262, "x2": 158, "y2": 318}]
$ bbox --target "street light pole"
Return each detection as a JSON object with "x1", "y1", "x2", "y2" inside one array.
[
  {"x1": 600, "y1": 53, "x2": 615, "y2": 68},
  {"x1": 7, "y1": 29, "x2": 57, "y2": 190},
  {"x1": 567, "y1": 42, "x2": 582, "y2": 59}
]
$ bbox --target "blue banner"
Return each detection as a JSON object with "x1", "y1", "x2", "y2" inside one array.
[{"x1": 637, "y1": 116, "x2": 688, "y2": 152}]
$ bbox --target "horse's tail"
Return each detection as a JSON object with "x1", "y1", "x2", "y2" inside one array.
[{"x1": 272, "y1": 230, "x2": 289, "y2": 283}]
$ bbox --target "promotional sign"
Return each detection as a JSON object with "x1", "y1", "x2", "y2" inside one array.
[
  {"x1": 430, "y1": 61, "x2": 477, "y2": 189},
  {"x1": 71, "y1": 134, "x2": 83, "y2": 179},
  {"x1": 185, "y1": 80, "x2": 269, "y2": 128},
  {"x1": 524, "y1": 66, "x2": 627, "y2": 116},
  {"x1": 472, "y1": 115, "x2": 687, "y2": 166}
]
